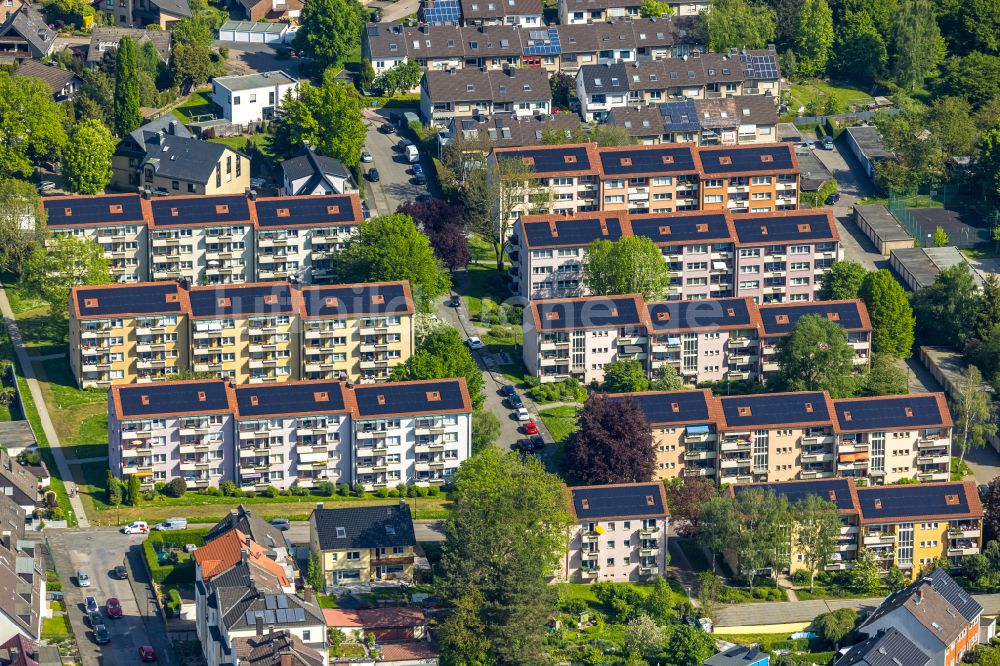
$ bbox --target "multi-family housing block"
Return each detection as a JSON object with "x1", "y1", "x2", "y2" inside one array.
[
  {"x1": 310, "y1": 503, "x2": 418, "y2": 588},
  {"x1": 509, "y1": 208, "x2": 838, "y2": 301},
  {"x1": 42, "y1": 192, "x2": 364, "y2": 285},
  {"x1": 0, "y1": 493, "x2": 45, "y2": 644},
  {"x1": 562, "y1": 482, "x2": 670, "y2": 583},
  {"x1": 558, "y1": 0, "x2": 707, "y2": 23},
  {"x1": 523, "y1": 295, "x2": 870, "y2": 385},
  {"x1": 605, "y1": 390, "x2": 951, "y2": 484},
  {"x1": 576, "y1": 49, "x2": 781, "y2": 121},
  {"x1": 607, "y1": 96, "x2": 779, "y2": 145},
  {"x1": 107, "y1": 377, "x2": 472, "y2": 491},
  {"x1": 420, "y1": 66, "x2": 552, "y2": 126},
  {"x1": 730, "y1": 479, "x2": 982, "y2": 579},
  {"x1": 69, "y1": 280, "x2": 414, "y2": 388},
  {"x1": 489, "y1": 142, "x2": 799, "y2": 222}
]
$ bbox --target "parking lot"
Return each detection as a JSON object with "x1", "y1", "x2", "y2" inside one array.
[
  {"x1": 48, "y1": 528, "x2": 174, "y2": 666},
  {"x1": 362, "y1": 111, "x2": 431, "y2": 216}
]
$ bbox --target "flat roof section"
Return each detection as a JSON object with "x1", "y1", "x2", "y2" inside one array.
[
  {"x1": 234, "y1": 381, "x2": 349, "y2": 418},
  {"x1": 352, "y1": 379, "x2": 471, "y2": 418},
  {"x1": 300, "y1": 282, "x2": 414, "y2": 318},
  {"x1": 531, "y1": 295, "x2": 646, "y2": 332},
  {"x1": 720, "y1": 391, "x2": 832, "y2": 429},
  {"x1": 854, "y1": 204, "x2": 912, "y2": 244},
  {"x1": 646, "y1": 297, "x2": 756, "y2": 332},
  {"x1": 114, "y1": 380, "x2": 233, "y2": 418},
  {"x1": 846, "y1": 125, "x2": 894, "y2": 161},
  {"x1": 606, "y1": 390, "x2": 714, "y2": 426},
  {"x1": 833, "y1": 393, "x2": 952, "y2": 432},
  {"x1": 73, "y1": 283, "x2": 185, "y2": 318},
  {"x1": 254, "y1": 195, "x2": 362, "y2": 228},
  {"x1": 150, "y1": 195, "x2": 253, "y2": 227}
]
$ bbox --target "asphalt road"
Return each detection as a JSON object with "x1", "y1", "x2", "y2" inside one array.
[
  {"x1": 49, "y1": 529, "x2": 174, "y2": 666},
  {"x1": 363, "y1": 112, "x2": 429, "y2": 217}
]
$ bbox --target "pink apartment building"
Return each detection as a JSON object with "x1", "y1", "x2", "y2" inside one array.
[
  {"x1": 563, "y1": 482, "x2": 670, "y2": 583},
  {"x1": 757, "y1": 300, "x2": 872, "y2": 376}
]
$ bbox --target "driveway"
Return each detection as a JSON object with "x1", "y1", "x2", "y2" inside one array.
[
  {"x1": 363, "y1": 112, "x2": 430, "y2": 216},
  {"x1": 220, "y1": 45, "x2": 300, "y2": 78},
  {"x1": 379, "y1": 0, "x2": 420, "y2": 23},
  {"x1": 49, "y1": 529, "x2": 174, "y2": 666}
]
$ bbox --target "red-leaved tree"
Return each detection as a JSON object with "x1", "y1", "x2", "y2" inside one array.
[
  {"x1": 565, "y1": 394, "x2": 654, "y2": 485},
  {"x1": 398, "y1": 199, "x2": 470, "y2": 270}
]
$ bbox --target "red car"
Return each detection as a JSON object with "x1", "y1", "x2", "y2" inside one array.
[
  {"x1": 106, "y1": 598, "x2": 122, "y2": 618},
  {"x1": 139, "y1": 645, "x2": 157, "y2": 662},
  {"x1": 523, "y1": 421, "x2": 539, "y2": 435}
]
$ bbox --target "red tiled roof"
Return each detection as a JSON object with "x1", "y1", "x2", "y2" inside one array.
[
  {"x1": 194, "y1": 529, "x2": 289, "y2": 586},
  {"x1": 380, "y1": 641, "x2": 439, "y2": 661}
]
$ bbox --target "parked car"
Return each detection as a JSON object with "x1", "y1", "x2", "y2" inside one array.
[
  {"x1": 804, "y1": 139, "x2": 816, "y2": 149},
  {"x1": 529, "y1": 435, "x2": 545, "y2": 450},
  {"x1": 412, "y1": 163, "x2": 423, "y2": 176},
  {"x1": 154, "y1": 517, "x2": 187, "y2": 531},
  {"x1": 361, "y1": 150, "x2": 373, "y2": 163},
  {"x1": 270, "y1": 518, "x2": 290, "y2": 531},
  {"x1": 416, "y1": 192, "x2": 431, "y2": 203},
  {"x1": 523, "y1": 421, "x2": 539, "y2": 435},
  {"x1": 85, "y1": 596, "x2": 99, "y2": 614},
  {"x1": 77, "y1": 570, "x2": 91, "y2": 587},
  {"x1": 514, "y1": 439, "x2": 534, "y2": 452},
  {"x1": 507, "y1": 393, "x2": 523, "y2": 409},
  {"x1": 37, "y1": 181, "x2": 55, "y2": 192},
  {"x1": 516, "y1": 407, "x2": 530, "y2": 421},
  {"x1": 113, "y1": 565, "x2": 128, "y2": 580},
  {"x1": 466, "y1": 337, "x2": 484, "y2": 350},
  {"x1": 94, "y1": 623, "x2": 110, "y2": 645},
  {"x1": 822, "y1": 135, "x2": 834, "y2": 149},
  {"x1": 500, "y1": 385, "x2": 516, "y2": 397},
  {"x1": 412, "y1": 173, "x2": 426, "y2": 185},
  {"x1": 87, "y1": 611, "x2": 103, "y2": 628},
  {"x1": 106, "y1": 598, "x2": 122, "y2": 619},
  {"x1": 138, "y1": 645, "x2": 157, "y2": 662},
  {"x1": 825, "y1": 192, "x2": 841, "y2": 205},
  {"x1": 121, "y1": 521, "x2": 148, "y2": 534},
  {"x1": 449, "y1": 294, "x2": 461, "y2": 307},
  {"x1": 405, "y1": 144, "x2": 420, "y2": 163},
  {"x1": 379, "y1": 123, "x2": 397, "y2": 134},
  {"x1": 368, "y1": 168, "x2": 380, "y2": 182},
  {"x1": 371, "y1": 9, "x2": 381, "y2": 21}
]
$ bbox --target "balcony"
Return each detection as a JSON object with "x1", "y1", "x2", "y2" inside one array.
[
  {"x1": 863, "y1": 533, "x2": 895, "y2": 546},
  {"x1": 801, "y1": 451, "x2": 834, "y2": 463},
  {"x1": 918, "y1": 437, "x2": 949, "y2": 449},
  {"x1": 800, "y1": 470, "x2": 834, "y2": 479},
  {"x1": 682, "y1": 467, "x2": 713, "y2": 477},
  {"x1": 683, "y1": 449, "x2": 715, "y2": 460},
  {"x1": 949, "y1": 545, "x2": 980, "y2": 557},
  {"x1": 638, "y1": 547, "x2": 658, "y2": 557},
  {"x1": 639, "y1": 528, "x2": 658, "y2": 539},
  {"x1": 838, "y1": 442, "x2": 869, "y2": 454},
  {"x1": 720, "y1": 456, "x2": 751, "y2": 468},
  {"x1": 917, "y1": 454, "x2": 950, "y2": 465},
  {"x1": 682, "y1": 431, "x2": 715, "y2": 444},
  {"x1": 719, "y1": 474, "x2": 753, "y2": 484},
  {"x1": 918, "y1": 471, "x2": 949, "y2": 482},
  {"x1": 579, "y1": 568, "x2": 599, "y2": 579},
  {"x1": 720, "y1": 439, "x2": 751, "y2": 452},
  {"x1": 948, "y1": 527, "x2": 981, "y2": 539},
  {"x1": 581, "y1": 533, "x2": 599, "y2": 544}
]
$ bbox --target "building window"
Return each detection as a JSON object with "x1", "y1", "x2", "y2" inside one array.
[
  {"x1": 171, "y1": 180, "x2": 179, "y2": 190},
  {"x1": 233, "y1": 96, "x2": 241, "y2": 105}
]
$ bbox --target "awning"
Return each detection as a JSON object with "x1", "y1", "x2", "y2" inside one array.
[
  {"x1": 686, "y1": 425, "x2": 710, "y2": 434},
  {"x1": 712, "y1": 261, "x2": 727, "y2": 270},
  {"x1": 621, "y1": 345, "x2": 643, "y2": 354},
  {"x1": 241, "y1": 472, "x2": 262, "y2": 480},
  {"x1": 667, "y1": 337, "x2": 682, "y2": 345}
]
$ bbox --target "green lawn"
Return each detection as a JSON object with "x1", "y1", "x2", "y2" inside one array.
[
  {"x1": 951, "y1": 456, "x2": 972, "y2": 481},
  {"x1": 173, "y1": 91, "x2": 219, "y2": 123},
  {"x1": 41, "y1": 615, "x2": 71, "y2": 639},
  {"x1": 788, "y1": 80, "x2": 875, "y2": 113},
  {"x1": 538, "y1": 406, "x2": 579, "y2": 444},
  {"x1": 677, "y1": 539, "x2": 711, "y2": 573},
  {"x1": 0, "y1": 281, "x2": 46, "y2": 315},
  {"x1": 15, "y1": 310, "x2": 66, "y2": 356}
]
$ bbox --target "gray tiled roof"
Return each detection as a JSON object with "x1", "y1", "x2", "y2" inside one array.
[
  {"x1": 205, "y1": 505, "x2": 288, "y2": 553},
  {"x1": 312, "y1": 503, "x2": 417, "y2": 550},
  {"x1": 87, "y1": 27, "x2": 172, "y2": 63},
  {"x1": 14, "y1": 59, "x2": 78, "y2": 95},
  {"x1": 448, "y1": 112, "x2": 582, "y2": 148},
  {"x1": 0, "y1": 5, "x2": 56, "y2": 58},
  {"x1": 835, "y1": 628, "x2": 930, "y2": 666},
  {"x1": 459, "y1": 0, "x2": 541, "y2": 19},
  {"x1": 422, "y1": 66, "x2": 550, "y2": 103}
]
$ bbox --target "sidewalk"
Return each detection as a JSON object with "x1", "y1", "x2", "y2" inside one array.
[{"x1": 0, "y1": 287, "x2": 89, "y2": 527}]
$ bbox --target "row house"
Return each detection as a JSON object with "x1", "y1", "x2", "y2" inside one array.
[
  {"x1": 524, "y1": 294, "x2": 870, "y2": 386},
  {"x1": 459, "y1": 0, "x2": 543, "y2": 26},
  {"x1": 562, "y1": 483, "x2": 670, "y2": 583},
  {"x1": 558, "y1": 0, "x2": 707, "y2": 23},
  {"x1": 607, "y1": 389, "x2": 951, "y2": 485},
  {"x1": 420, "y1": 66, "x2": 552, "y2": 126},
  {"x1": 607, "y1": 96, "x2": 779, "y2": 146},
  {"x1": 489, "y1": 142, "x2": 799, "y2": 221},
  {"x1": 363, "y1": 18, "x2": 698, "y2": 77},
  {"x1": 576, "y1": 49, "x2": 781, "y2": 122},
  {"x1": 108, "y1": 377, "x2": 472, "y2": 491},
  {"x1": 68, "y1": 280, "x2": 414, "y2": 388},
  {"x1": 0, "y1": 493, "x2": 45, "y2": 644},
  {"x1": 731, "y1": 479, "x2": 982, "y2": 580},
  {"x1": 42, "y1": 192, "x2": 363, "y2": 285},
  {"x1": 509, "y1": 208, "x2": 836, "y2": 302}
]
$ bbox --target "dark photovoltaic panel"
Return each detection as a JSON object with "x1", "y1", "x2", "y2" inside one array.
[
  {"x1": 741, "y1": 53, "x2": 779, "y2": 80},
  {"x1": 630, "y1": 213, "x2": 730, "y2": 244},
  {"x1": 856, "y1": 483, "x2": 972, "y2": 520},
  {"x1": 235, "y1": 382, "x2": 348, "y2": 417},
  {"x1": 720, "y1": 392, "x2": 830, "y2": 428},
  {"x1": 699, "y1": 144, "x2": 795, "y2": 174},
  {"x1": 759, "y1": 301, "x2": 865, "y2": 335},
  {"x1": 254, "y1": 195, "x2": 361, "y2": 228},
  {"x1": 502, "y1": 146, "x2": 593, "y2": 174},
  {"x1": 150, "y1": 195, "x2": 252, "y2": 226},
  {"x1": 571, "y1": 484, "x2": 666, "y2": 520},
  {"x1": 117, "y1": 381, "x2": 230, "y2": 417},
  {"x1": 354, "y1": 380, "x2": 467, "y2": 417},
  {"x1": 534, "y1": 296, "x2": 643, "y2": 331},
  {"x1": 189, "y1": 284, "x2": 296, "y2": 317},
  {"x1": 646, "y1": 298, "x2": 751, "y2": 332},
  {"x1": 45, "y1": 194, "x2": 145, "y2": 227},
  {"x1": 609, "y1": 391, "x2": 711, "y2": 425},
  {"x1": 734, "y1": 479, "x2": 856, "y2": 512},
  {"x1": 658, "y1": 100, "x2": 700, "y2": 133},
  {"x1": 422, "y1": 0, "x2": 462, "y2": 24},
  {"x1": 523, "y1": 28, "x2": 561, "y2": 55},
  {"x1": 732, "y1": 213, "x2": 834, "y2": 244},
  {"x1": 301, "y1": 283, "x2": 410, "y2": 318},
  {"x1": 75, "y1": 283, "x2": 182, "y2": 317},
  {"x1": 598, "y1": 146, "x2": 696, "y2": 176},
  {"x1": 833, "y1": 394, "x2": 946, "y2": 431},
  {"x1": 522, "y1": 217, "x2": 624, "y2": 247}
]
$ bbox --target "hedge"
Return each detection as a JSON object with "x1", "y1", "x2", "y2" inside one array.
[{"x1": 142, "y1": 528, "x2": 208, "y2": 585}]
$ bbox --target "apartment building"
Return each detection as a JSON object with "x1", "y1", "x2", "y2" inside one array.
[
  {"x1": 576, "y1": 49, "x2": 781, "y2": 121},
  {"x1": 44, "y1": 193, "x2": 151, "y2": 283},
  {"x1": 310, "y1": 503, "x2": 418, "y2": 588},
  {"x1": 596, "y1": 144, "x2": 702, "y2": 213},
  {"x1": 420, "y1": 66, "x2": 552, "y2": 126},
  {"x1": 758, "y1": 300, "x2": 871, "y2": 375},
  {"x1": 523, "y1": 294, "x2": 869, "y2": 386},
  {"x1": 189, "y1": 282, "x2": 302, "y2": 384},
  {"x1": 70, "y1": 282, "x2": 191, "y2": 388},
  {"x1": 149, "y1": 194, "x2": 256, "y2": 285},
  {"x1": 253, "y1": 195, "x2": 363, "y2": 283},
  {"x1": 608, "y1": 96, "x2": 779, "y2": 146},
  {"x1": 562, "y1": 482, "x2": 670, "y2": 583},
  {"x1": 698, "y1": 144, "x2": 798, "y2": 212},
  {"x1": 69, "y1": 279, "x2": 413, "y2": 389},
  {"x1": 606, "y1": 390, "x2": 719, "y2": 479},
  {"x1": 558, "y1": 0, "x2": 707, "y2": 23},
  {"x1": 300, "y1": 282, "x2": 416, "y2": 383},
  {"x1": 0, "y1": 493, "x2": 45, "y2": 644},
  {"x1": 489, "y1": 143, "x2": 603, "y2": 221},
  {"x1": 109, "y1": 377, "x2": 472, "y2": 490},
  {"x1": 46, "y1": 192, "x2": 365, "y2": 286}
]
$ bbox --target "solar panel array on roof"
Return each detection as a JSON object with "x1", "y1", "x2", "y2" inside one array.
[
  {"x1": 234, "y1": 381, "x2": 348, "y2": 417},
  {"x1": 630, "y1": 213, "x2": 730, "y2": 244},
  {"x1": 189, "y1": 284, "x2": 295, "y2": 317},
  {"x1": 75, "y1": 283, "x2": 182, "y2": 317},
  {"x1": 759, "y1": 301, "x2": 865, "y2": 336},
  {"x1": 522, "y1": 216, "x2": 624, "y2": 247},
  {"x1": 117, "y1": 380, "x2": 231, "y2": 417},
  {"x1": 721, "y1": 392, "x2": 830, "y2": 428},
  {"x1": 254, "y1": 196, "x2": 359, "y2": 228},
  {"x1": 658, "y1": 100, "x2": 700, "y2": 133},
  {"x1": 301, "y1": 283, "x2": 411, "y2": 318},
  {"x1": 598, "y1": 146, "x2": 696, "y2": 176},
  {"x1": 699, "y1": 145, "x2": 794, "y2": 174},
  {"x1": 150, "y1": 195, "x2": 252, "y2": 226},
  {"x1": 523, "y1": 27, "x2": 561, "y2": 55},
  {"x1": 534, "y1": 296, "x2": 643, "y2": 331},
  {"x1": 570, "y1": 483, "x2": 667, "y2": 520},
  {"x1": 45, "y1": 194, "x2": 144, "y2": 227},
  {"x1": 646, "y1": 298, "x2": 752, "y2": 332},
  {"x1": 856, "y1": 483, "x2": 973, "y2": 521},
  {"x1": 732, "y1": 212, "x2": 834, "y2": 244},
  {"x1": 834, "y1": 394, "x2": 946, "y2": 431},
  {"x1": 609, "y1": 391, "x2": 711, "y2": 425},
  {"x1": 421, "y1": 0, "x2": 462, "y2": 24},
  {"x1": 353, "y1": 379, "x2": 468, "y2": 417},
  {"x1": 733, "y1": 479, "x2": 856, "y2": 512},
  {"x1": 741, "y1": 53, "x2": 779, "y2": 79},
  {"x1": 502, "y1": 146, "x2": 593, "y2": 174}
]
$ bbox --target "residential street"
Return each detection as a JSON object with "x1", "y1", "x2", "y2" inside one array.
[{"x1": 363, "y1": 111, "x2": 430, "y2": 217}]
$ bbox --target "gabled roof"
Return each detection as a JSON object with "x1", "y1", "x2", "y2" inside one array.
[
  {"x1": 607, "y1": 105, "x2": 665, "y2": 137},
  {"x1": 255, "y1": 194, "x2": 361, "y2": 229},
  {"x1": 492, "y1": 143, "x2": 600, "y2": 178},
  {"x1": 518, "y1": 212, "x2": 625, "y2": 249},
  {"x1": 731, "y1": 210, "x2": 838, "y2": 245},
  {"x1": 422, "y1": 67, "x2": 550, "y2": 104},
  {"x1": 834, "y1": 628, "x2": 930, "y2": 666},
  {"x1": 300, "y1": 282, "x2": 414, "y2": 319},
  {"x1": 833, "y1": 393, "x2": 952, "y2": 432},
  {"x1": 0, "y1": 449, "x2": 40, "y2": 505},
  {"x1": 731, "y1": 478, "x2": 859, "y2": 514},
  {"x1": 312, "y1": 503, "x2": 417, "y2": 550},
  {"x1": 459, "y1": 0, "x2": 541, "y2": 19},
  {"x1": 646, "y1": 297, "x2": 759, "y2": 334},
  {"x1": 194, "y1": 529, "x2": 290, "y2": 585},
  {"x1": 0, "y1": 633, "x2": 40, "y2": 666},
  {"x1": 148, "y1": 0, "x2": 191, "y2": 17},
  {"x1": 705, "y1": 644, "x2": 769, "y2": 666},
  {"x1": 529, "y1": 294, "x2": 648, "y2": 332},
  {"x1": 855, "y1": 481, "x2": 982, "y2": 524},
  {"x1": 14, "y1": 59, "x2": 79, "y2": 95},
  {"x1": 598, "y1": 144, "x2": 698, "y2": 177},
  {"x1": 112, "y1": 379, "x2": 236, "y2": 419},
  {"x1": 205, "y1": 504, "x2": 290, "y2": 552},
  {"x1": 188, "y1": 282, "x2": 299, "y2": 318},
  {"x1": 758, "y1": 300, "x2": 871, "y2": 336},
  {"x1": 234, "y1": 381, "x2": 352, "y2": 419},
  {"x1": 577, "y1": 62, "x2": 629, "y2": 94},
  {"x1": 71, "y1": 282, "x2": 188, "y2": 319},
  {"x1": 140, "y1": 135, "x2": 235, "y2": 184},
  {"x1": 322, "y1": 606, "x2": 426, "y2": 629},
  {"x1": 568, "y1": 482, "x2": 669, "y2": 521},
  {"x1": 279, "y1": 147, "x2": 353, "y2": 192},
  {"x1": 699, "y1": 143, "x2": 797, "y2": 176},
  {"x1": 44, "y1": 193, "x2": 146, "y2": 228},
  {"x1": 719, "y1": 391, "x2": 835, "y2": 430},
  {"x1": 448, "y1": 112, "x2": 582, "y2": 149},
  {"x1": 232, "y1": 630, "x2": 323, "y2": 666},
  {"x1": 0, "y1": 4, "x2": 55, "y2": 57},
  {"x1": 860, "y1": 569, "x2": 975, "y2": 648},
  {"x1": 605, "y1": 390, "x2": 716, "y2": 427},
  {"x1": 87, "y1": 27, "x2": 172, "y2": 64},
  {"x1": 352, "y1": 379, "x2": 472, "y2": 418}
]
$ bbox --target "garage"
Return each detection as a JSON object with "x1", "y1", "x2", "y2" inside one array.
[{"x1": 217, "y1": 20, "x2": 289, "y2": 45}]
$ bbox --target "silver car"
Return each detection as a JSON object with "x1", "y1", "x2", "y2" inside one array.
[{"x1": 77, "y1": 570, "x2": 91, "y2": 587}]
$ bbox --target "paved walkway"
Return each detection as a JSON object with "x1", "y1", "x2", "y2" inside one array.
[
  {"x1": 66, "y1": 456, "x2": 108, "y2": 465},
  {"x1": 28, "y1": 352, "x2": 66, "y2": 362},
  {"x1": 0, "y1": 287, "x2": 89, "y2": 527},
  {"x1": 667, "y1": 539, "x2": 701, "y2": 607}
]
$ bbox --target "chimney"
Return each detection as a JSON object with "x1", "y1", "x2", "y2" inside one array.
[
  {"x1": 168, "y1": 120, "x2": 177, "y2": 135},
  {"x1": 303, "y1": 585, "x2": 314, "y2": 603},
  {"x1": 241, "y1": 547, "x2": 249, "y2": 565},
  {"x1": 246, "y1": 535, "x2": 252, "y2": 549},
  {"x1": 255, "y1": 614, "x2": 264, "y2": 637},
  {"x1": 914, "y1": 590, "x2": 923, "y2": 605},
  {"x1": 280, "y1": 656, "x2": 292, "y2": 666}
]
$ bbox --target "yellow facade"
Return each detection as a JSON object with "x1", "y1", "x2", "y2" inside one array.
[{"x1": 71, "y1": 312, "x2": 189, "y2": 389}]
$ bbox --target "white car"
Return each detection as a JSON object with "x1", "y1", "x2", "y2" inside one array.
[
  {"x1": 77, "y1": 570, "x2": 90, "y2": 587},
  {"x1": 361, "y1": 150, "x2": 373, "y2": 162},
  {"x1": 121, "y1": 521, "x2": 148, "y2": 535},
  {"x1": 466, "y1": 337, "x2": 485, "y2": 350},
  {"x1": 516, "y1": 407, "x2": 530, "y2": 421}
]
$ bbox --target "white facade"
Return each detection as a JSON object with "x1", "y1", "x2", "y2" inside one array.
[{"x1": 212, "y1": 71, "x2": 298, "y2": 125}]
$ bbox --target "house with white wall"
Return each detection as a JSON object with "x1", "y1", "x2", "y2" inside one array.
[{"x1": 212, "y1": 71, "x2": 298, "y2": 126}]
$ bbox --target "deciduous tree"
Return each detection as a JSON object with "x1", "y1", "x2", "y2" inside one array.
[
  {"x1": 911, "y1": 262, "x2": 981, "y2": 346},
  {"x1": 62, "y1": 119, "x2": 116, "y2": 195},
  {"x1": 583, "y1": 236, "x2": 671, "y2": 299},
  {"x1": 390, "y1": 327, "x2": 484, "y2": 409},
  {"x1": 975, "y1": 274, "x2": 1000, "y2": 340},
  {"x1": 25, "y1": 233, "x2": 111, "y2": 318},
  {"x1": 664, "y1": 624, "x2": 716, "y2": 665},
  {"x1": 793, "y1": 0, "x2": 833, "y2": 76},
  {"x1": 856, "y1": 353, "x2": 908, "y2": 396},
  {"x1": 471, "y1": 409, "x2": 501, "y2": 454},
  {"x1": 954, "y1": 365, "x2": 997, "y2": 466},
  {"x1": 813, "y1": 608, "x2": 857, "y2": 649},
  {"x1": 832, "y1": 11, "x2": 888, "y2": 83},
  {"x1": 601, "y1": 359, "x2": 651, "y2": 393},
  {"x1": 0, "y1": 180, "x2": 43, "y2": 276},
  {"x1": 397, "y1": 199, "x2": 470, "y2": 270},
  {"x1": 794, "y1": 495, "x2": 842, "y2": 592},
  {"x1": 114, "y1": 36, "x2": 142, "y2": 136},
  {"x1": 623, "y1": 613, "x2": 664, "y2": 658},
  {"x1": 849, "y1": 549, "x2": 882, "y2": 594},
  {"x1": 472, "y1": 157, "x2": 553, "y2": 270},
  {"x1": 666, "y1": 475, "x2": 715, "y2": 535},
  {"x1": 891, "y1": 0, "x2": 944, "y2": 89},
  {"x1": 293, "y1": 0, "x2": 365, "y2": 71},
  {"x1": 818, "y1": 261, "x2": 868, "y2": 300},
  {"x1": 0, "y1": 73, "x2": 68, "y2": 178},
  {"x1": 733, "y1": 489, "x2": 791, "y2": 590},
  {"x1": 777, "y1": 314, "x2": 857, "y2": 397},
  {"x1": 566, "y1": 394, "x2": 655, "y2": 484},
  {"x1": 702, "y1": 0, "x2": 777, "y2": 51},
  {"x1": 859, "y1": 269, "x2": 915, "y2": 358},
  {"x1": 639, "y1": 0, "x2": 673, "y2": 17},
  {"x1": 372, "y1": 60, "x2": 422, "y2": 96},
  {"x1": 650, "y1": 363, "x2": 686, "y2": 391},
  {"x1": 932, "y1": 226, "x2": 950, "y2": 247},
  {"x1": 697, "y1": 494, "x2": 740, "y2": 572},
  {"x1": 940, "y1": 53, "x2": 1000, "y2": 110},
  {"x1": 981, "y1": 476, "x2": 1000, "y2": 541}
]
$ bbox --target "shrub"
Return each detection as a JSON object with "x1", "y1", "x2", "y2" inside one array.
[
  {"x1": 165, "y1": 478, "x2": 187, "y2": 498},
  {"x1": 290, "y1": 486, "x2": 309, "y2": 496},
  {"x1": 426, "y1": 485, "x2": 441, "y2": 497},
  {"x1": 335, "y1": 483, "x2": 349, "y2": 496},
  {"x1": 416, "y1": 486, "x2": 429, "y2": 497},
  {"x1": 376, "y1": 487, "x2": 390, "y2": 498},
  {"x1": 203, "y1": 486, "x2": 223, "y2": 497},
  {"x1": 220, "y1": 481, "x2": 239, "y2": 497},
  {"x1": 261, "y1": 486, "x2": 279, "y2": 498},
  {"x1": 352, "y1": 483, "x2": 365, "y2": 497}
]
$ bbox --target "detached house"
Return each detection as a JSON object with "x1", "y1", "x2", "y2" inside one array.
[
  {"x1": 420, "y1": 66, "x2": 551, "y2": 126},
  {"x1": 211, "y1": 71, "x2": 298, "y2": 126},
  {"x1": 0, "y1": 3, "x2": 55, "y2": 61},
  {"x1": 14, "y1": 60, "x2": 80, "y2": 102},
  {"x1": 86, "y1": 27, "x2": 172, "y2": 68}
]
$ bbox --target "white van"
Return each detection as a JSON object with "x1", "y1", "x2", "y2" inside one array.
[
  {"x1": 154, "y1": 517, "x2": 188, "y2": 531},
  {"x1": 121, "y1": 521, "x2": 148, "y2": 534},
  {"x1": 405, "y1": 144, "x2": 419, "y2": 163}
]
